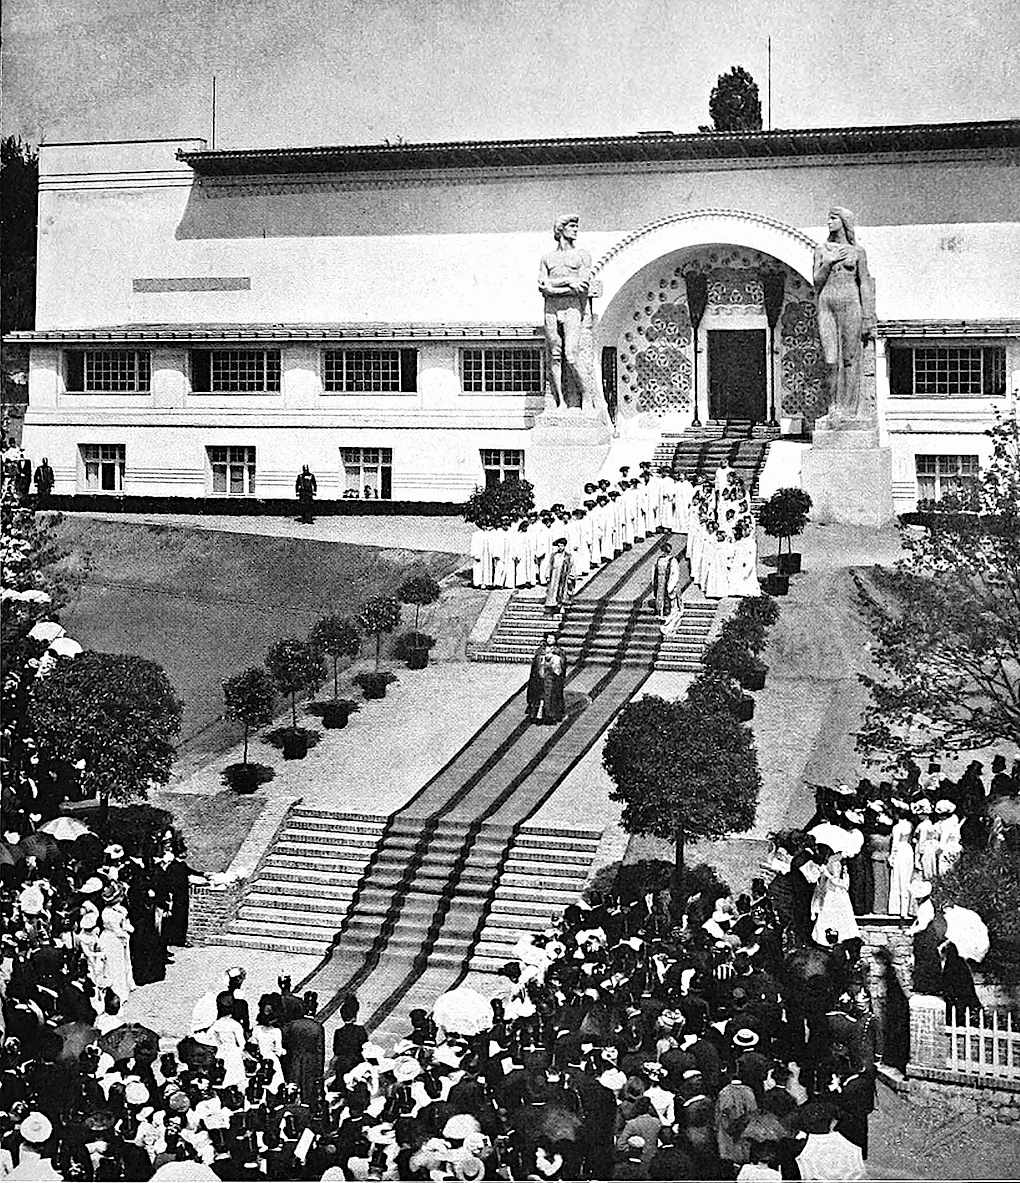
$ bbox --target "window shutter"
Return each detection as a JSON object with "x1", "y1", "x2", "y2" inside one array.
[
  {"x1": 983, "y1": 347, "x2": 1006, "y2": 396},
  {"x1": 887, "y1": 346, "x2": 912, "y2": 395},
  {"x1": 65, "y1": 350, "x2": 85, "y2": 391},
  {"x1": 190, "y1": 349, "x2": 211, "y2": 392},
  {"x1": 399, "y1": 348, "x2": 417, "y2": 392}
]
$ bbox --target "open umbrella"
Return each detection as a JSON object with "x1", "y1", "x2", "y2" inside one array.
[
  {"x1": 151, "y1": 1164, "x2": 220, "y2": 1182},
  {"x1": 19, "y1": 832, "x2": 61, "y2": 865},
  {"x1": 28, "y1": 620, "x2": 65, "y2": 644},
  {"x1": 98, "y1": 1022, "x2": 159, "y2": 1061},
  {"x1": 432, "y1": 986, "x2": 493, "y2": 1036},
  {"x1": 39, "y1": 816, "x2": 92, "y2": 842},
  {"x1": 809, "y1": 823, "x2": 864, "y2": 858},
  {"x1": 55, "y1": 1020, "x2": 100, "y2": 1062},
  {"x1": 48, "y1": 636, "x2": 83, "y2": 659},
  {"x1": 944, "y1": 905, "x2": 990, "y2": 964},
  {"x1": 0, "y1": 842, "x2": 25, "y2": 867}
]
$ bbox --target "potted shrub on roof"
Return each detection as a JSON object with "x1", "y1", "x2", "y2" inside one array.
[
  {"x1": 310, "y1": 614, "x2": 362, "y2": 728},
  {"x1": 265, "y1": 637, "x2": 325, "y2": 759},
  {"x1": 354, "y1": 595, "x2": 402, "y2": 699},
  {"x1": 397, "y1": 573, "x2": 441, "y2": 669},
  {"x1": 758, "y1": 487, "x2": 812, "y2": 579},
  {"x1": 222, "y1": 666, "x2": 276, "y2": 791}
]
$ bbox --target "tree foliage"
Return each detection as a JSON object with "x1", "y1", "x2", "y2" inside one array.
[
  {"x1": 1, "y1": 136, "x2": 38, "y2": 335},
  {"x1": 31, "y1": 651, "x2": 182, "y2": 815},
  {"x1": 703, "y1": 66, "x2": 763, "y2": 133},
  {"x1": 758, "y1": 488, "x2": 812, "y2": 555},
  {"x1": 265, "y1": 637, "x2": 325, "y2": 729},
  {"x1": 463, "y1": 478, "x2": 535, "y2": 529},
  {"x1": 857, "y1": 412, "x2": 1020, "y2": 761},
  {"x1": 602, "y1": 691, "x2": 759, "y2": 884},
  {"x1": 398, "y1": 573, "x2": 441, "y2": 630},
  {"x1": 356, "y1": 596, "x2": 403, "y2": 670},
  {"x1": 932, "y1": 845, "x2": 1020, "y2": 981},
  {"x1": 222, "y1": 667, "x2": 276, "y2": 764},
  {"x1": 310, "y1": 615, "x2": 361, "y2": 697}
]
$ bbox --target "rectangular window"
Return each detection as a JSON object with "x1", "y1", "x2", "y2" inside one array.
[
  {"x1": 65, "y1": 350, "x2": 150, "y2": 392},
  {"x1": 888, "y1": 345, "x2": 1006, "y2": 397},
  {"x1": 208, "y1": 446, "x2": 257, "y2": 496},
  {"x1": 190, "y1": 349, "x2": 281, "y2": 393},
  {"x1": 80, "y1": 444, "x2": 125, "y2": 492},
  {"x1": 915, "y1": 454, "x2": 980, "y2": 503},
  {"x1": 340, "y1": 447, "x2": 392, "y2": 500},
  {"x1": 461, "y1": 347, "x2": 543, "y2": 394},
  {"x1": 323, "y1": 348, "x2": 417, "y2": 393},
  {"x1": 480, "y1": 448, "x2": 525, "y2": 488}
]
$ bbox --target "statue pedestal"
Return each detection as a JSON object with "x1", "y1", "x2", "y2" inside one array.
[
  {"x1": 802, "y1": 422, "x2": 895, "y2": 528},
  {"x1": 527, "y1": 411, "x2": 612, "y2": 508}
]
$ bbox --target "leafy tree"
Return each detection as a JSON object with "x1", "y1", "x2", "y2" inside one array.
[
  {"x1": 265, "y1": 637, "x2": 325, "y2": 730},
  {"x1": 463, "y1": 478, "x2": 535, "y2": 529},
  {"x1": 603, "y1": 692, "x2": 759, "y2": 889},
  {"x1": 1, "y1": 136, "x2": 38, "y2": 335},
  {"x1": 701, "y1": 66, "x2": 763, "y2": 133},
  {"x1": 356, "y1": 596, "x2": 402, "y2": 671},
  {"x1": 31, "y1": 651, "x2": 182, "y2": 828},
  {"x1": 310, "y1": 615, "x2": 361, "y2": 698},
  {"x1": 857, "y1": 412, "x2": 1020, "y2": 760},
  {"x1": 398, "y1": 573, "x2": 441, "y2": 630},
  {"x1": 222, "y1": 667, "x2": 276, "y2": 765},
  {"x1": 932, "y1": 845, "x2": 1020, "y2": 981},
  {"x1": 758, "y1": 488, "x2": 812, "y2": 560}
]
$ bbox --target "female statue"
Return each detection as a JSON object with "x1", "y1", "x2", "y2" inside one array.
[{"x1": 813, "y1": 207, "x2": 876, "y2": 424}]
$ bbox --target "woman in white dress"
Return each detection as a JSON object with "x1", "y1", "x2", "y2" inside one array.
[
  {"x1": 209, "y1": 995, "x2": 247, "y2": 1089},
  {"x1": 912, "y1": 800, "x2": 939, "y2": 881},
  {"x1": 887, "y1": 810, "x2": 916, "y2": 917},
  {"x1": 75, "y1": 900, "x2": 108, "y2": 988},
  {"x1": 935, "y1": 800, "x2": 963, "y2": 876},
  {"x1": 252, "y1": 1001, "x2": 286, "y2": 1093},
  {"x1": 98, "y1": 885, "x2": 136, "y2": 1003},
  {"x1": 811, "y1": 853, "x2": 861, "y2": 945}
]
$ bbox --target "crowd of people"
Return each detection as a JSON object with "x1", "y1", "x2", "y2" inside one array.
[
  {"x1": 469, "y1": 462, "x2": 696, "y2": 594},
  {"x1": 684, "y1": 465, "x2": 761, "y2": 600}
]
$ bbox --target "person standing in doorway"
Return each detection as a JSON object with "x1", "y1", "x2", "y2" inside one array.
[{"x1": 295, "y1": 465, "x2": 317, "y2": 523}]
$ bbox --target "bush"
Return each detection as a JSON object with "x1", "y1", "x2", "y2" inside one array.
[
  {"x1": 394, "y1": 630, "x2": 436, "y2": 660},
  {"x1": 78, "y1": 803, "x2": 174, "y2": 850},
  {"x1": 758, "y1": 487, "x2": 812, "y2": 557},
  {"x1": 687, "y1": 670, "x2": 748, "y2": 717},
  {"x1": 702, "y1": 630, "x2": 760, "y2": 681},
  {"x1": 463, "y1": 478, "x2": 535, "y2": 529},
  {"x1": 735, "y1": 594, "x2": 780, "y2": 632},
  {"x1": 932, "y1": 846, "x2": 1020, "y2": 982}
]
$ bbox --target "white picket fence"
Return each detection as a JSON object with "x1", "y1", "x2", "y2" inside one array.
[{"x1": 946, "y1": 1007, "x2": 1020, "y2": 1079}]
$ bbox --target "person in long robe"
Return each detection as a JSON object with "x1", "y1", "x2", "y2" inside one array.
[
  {"x1": 934, "y1": 800, "x2": 963, "y2": 876},
  {"x1": 283, "y1": 993, "x2": 326, "y2": 1105},
  {"x1": 529, "y1": 513, "x2": 550, "y2": 586},
  {"x1": 583, "y1": 500, "x2": 602, "y2": 567},
  {"x1": 810, "y1": 855, "x2": 860, "y2": 946},
  {"x1": 619, "y1": 482, "x2": 636, "y2": 548},
  {"x1": 607, "y1": 490, "x2": 624, "y2": 555},
  {"x1": 513, "y1": 521, "x2": 535, "y2": 587},
  {"x1": 568, "y1": 508, "x2": 590, "y2": 578},
  {"x1": 887, "y1": 812, "x2": 916, "y2": 918},
  {"x1": 97, "y1": 889, "x2": 136, "y2": 1003},
  {"x1": 544, "y1": 537, "x2": 573, "y2": 613},
  {"x1": 127, "y1": 870, "x2": 166, "y2": 988},
  {"x1": 470, "y1": 525, "x2": 495, "y2": 588},
  {"x1": 640, "y1": 467, "x2": 659, "y2": 534},
  {"x1": 674, "y1": 473, "x2": 694, "y2": 535},
  {"x1": 630, "y1": 479, "x2": 648, "y2": 542},
  {"x1": 657, "y1": 468, "x2": 676, "y2": 532},
  {"x1": 156, "y1": 850, "x2": 205, "y2": 948},
  {"x1": 526, "y1": 633, "x2": 568, "y2": 725},
  {"x1": 537, "y1": 515, "x2": 557, "y2": 584},
  {"x1": 595, "y1": 494, "x2": 613, "y2": 560}
]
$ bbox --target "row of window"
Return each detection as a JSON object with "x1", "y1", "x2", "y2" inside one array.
[
  {"x1": 63, "y1": 347, "x2": 545, "y2": 395},
  {"x1": 79, "y1": 445, "x2": 525, "y2": 497},
  {"x1": 888, "y1": 345, "x2": 1006, "y2": 397}
]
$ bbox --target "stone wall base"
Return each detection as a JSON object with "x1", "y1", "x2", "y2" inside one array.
[
  {"x1": 527, "y1": 412, "x2": 613, "y2": 507},
  {"x1": 905, "y1": 1066, "x2": 1020, "y2": 1126},
  {"x1": 802, "y1": 438, "x2": 894, "y2": 527}
]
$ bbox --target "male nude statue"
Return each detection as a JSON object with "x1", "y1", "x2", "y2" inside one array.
[{"x1": 538, "y1": 216, "x2": 600, "y2": 409}]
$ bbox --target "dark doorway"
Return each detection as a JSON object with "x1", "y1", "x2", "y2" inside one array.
[{"x1": 708, "y1": 329, "x2": 767, "y2": 421}]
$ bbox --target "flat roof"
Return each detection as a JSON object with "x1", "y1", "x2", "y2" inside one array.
[
  {"x1": 178, "y1": 118, "x2": 1020, "y2": 176},
  {"x1": 6, "y1": 322, "x2": 543, "y2": 344}
]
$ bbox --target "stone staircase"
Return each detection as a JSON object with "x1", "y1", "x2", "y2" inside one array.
[{"x1": 651, "y1": 419, "x2": 779, "y2": 507}]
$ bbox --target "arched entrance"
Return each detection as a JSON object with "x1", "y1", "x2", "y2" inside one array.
[{"x1": 591, "y1": 210, "x2": 826, "y2": 436}]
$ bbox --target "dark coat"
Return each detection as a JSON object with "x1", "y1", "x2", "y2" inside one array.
[
  {"x1": 283, "y1": 1015, "x2": 325, "y2": 1104},
  {"x1": 331, "y1": 1021, "x2": 368, "y2": 1076}
]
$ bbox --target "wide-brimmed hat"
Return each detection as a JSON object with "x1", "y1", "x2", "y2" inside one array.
[
  {"x1": 455, "y1": 1155, "x2": 485, "y2": 1181},
  {"x1": 103, "y1": 844, "x2": 125, "y2": 861},
  {"x1": 78, "y1": 877, "x2": 104, "y2": 895},
  {"x1": 102, "y1": 882, "x2": 125, "y2": 905},
  {"x1": 443, "y1": 1114, "x2": 481, "y2": 1141},
  {"x1": 392, "y1": 1057, "x2": 422, "y2": 1083},
  {"x1": 19, "y1": 1112, "x2": 52, "y2": 1143},
  {"x1": 167, "y1": 1090, "x2": 191, "y2": 1113},
  {"x1": 935, "y1": 799, "x2": 957, "y2": 815},
  {"x1": 732, "y1": 1028, "x2": 760, "y2": 1050},
  {"x1": 910, "y1": 880, "x2": 933, "y2": 901},
  {"x1": 125, "y1": 1081, "x2": 149, "y2": 1106}
]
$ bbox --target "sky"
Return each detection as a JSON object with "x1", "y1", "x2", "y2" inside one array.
[{"x1": 1, "y1": 0, "x2": 1017, "y2": 150}]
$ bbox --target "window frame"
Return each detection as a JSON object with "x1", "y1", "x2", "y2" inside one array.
[
  {"x1": 78, "y1": 443, "x2": 126, "y2": 493},
  {"x1": 189, "y1": 349, "x2": 282, "y2": 394},
  {"x1": 339, "y1": 446, "x2": 393, "y2": 501},
  {"x1": 459, "y1": 345, "x2": 545, "y2": 395},
  {"x1": 480, "y1": 448, "x2": 525, "y2": 488},
  {"x1": 207, "y1": 445, "x2": 257, "y2": 497},
  {"x1": 65, "y1": 349, "x2": 151, "y2": 393},
  {"x1": 321, "y1": 347, "x2": 418, "y2": 394},
  {"x1": 914, "y1": 453, "x2": 981, "y2": 503},
  {"x1": 888, "y1": 344, "x2": 1007, "y2": 398}
]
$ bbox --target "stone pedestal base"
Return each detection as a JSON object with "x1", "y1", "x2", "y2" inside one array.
[
  {"x1": 527, "y1": 411, "x2": 612, "y2": 508},
  {"x1": 802, "y1": 426, "x2": 894, "y2": 527}
]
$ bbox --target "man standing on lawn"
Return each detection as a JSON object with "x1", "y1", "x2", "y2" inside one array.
[{"x1": 295, "y1": 464, "x2": 317, "y2": 523}]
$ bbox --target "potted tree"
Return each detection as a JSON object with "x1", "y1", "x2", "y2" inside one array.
[
  {"x1": 310, "y1": 615, "x2": 362, "y2": 728},
  {"x1": 702, "y1": 631, "x2": 766, "y2": 696},
  {"x1": 354, "y1": 595, "x2": 402, "y2": 699},
  {"x1": 265, "y1": 637, "x2": 325, "y2": 758},
  {"x1": 222, "y1": 666, "x2": 276, "y2": 791},
  {"x1": 397, "y1": 573, "x2": 441, "y2": 669},
  {"x1": 759, "y1": 487, "x2": 812, "y2": 580}
]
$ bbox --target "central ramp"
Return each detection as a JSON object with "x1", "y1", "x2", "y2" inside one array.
[{"x1": 298, "y1": 538, "x2": 669, "y2": 1036}]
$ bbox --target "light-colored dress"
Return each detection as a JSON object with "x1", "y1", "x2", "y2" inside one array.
[
  {"x1": 209, "y1": 1014, "x2": 247, "y2": 1088},
  {"x1": 888, "y1": 819, "x2": 916, "y2": 918},
  {"x1": 914, "y1": 817, "x2": 939, "y2": 880},
  {"x1": 253, "y1": 1022, "x2": 286, "y2": 1092},
  {"x1": 936, "y1": 813, "x2": 963, "y2": 876},
  {"x1": 97, "y1": 905, "x2": 136, "y2": 1002},
  {"x1": 811, "y1": 865, "x2": 861, "y2": 944}
]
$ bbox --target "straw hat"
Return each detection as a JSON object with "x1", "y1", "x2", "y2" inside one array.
[{"x1": 19, "y1": 1112, "x2": 52, "y2": 1143}]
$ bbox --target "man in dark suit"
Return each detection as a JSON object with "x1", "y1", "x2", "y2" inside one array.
[
  {"x1": 284, "y1": 991, "x2": 326, "y2": 1104},
  {"x1": 295, "y1": 465, "x2": 317, "y2": 523},
  {"x1": 33, "y1": 457, "x2": 55, "y2": 506},
  {"x1": 331, "y1": 994, "x2": 367, "y2": 1081}
]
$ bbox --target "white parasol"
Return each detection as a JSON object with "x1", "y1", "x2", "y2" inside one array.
[
  {"x1": 809, "y1": 822, "x2": 864, "y2": 858},
  {"x1": 151, "y1": 1163, "x2": 220, "y2": 1182},
  {"x1": 48, "y1": 636, "x2": 83, "y2": 658},
  {"x1": 28, "y1": 620, "x2": 65, "y2": 644},
  {"x1": 432, "y1": 985, "x2": 493, "y2": 1036},
  {"x1": 943, "y1": 905, "x2": 990, "y2": 964},
  {"x1": 39, "y1": 816, "x2": 92, "y2": 842}
]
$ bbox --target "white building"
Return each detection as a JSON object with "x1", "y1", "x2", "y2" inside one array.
[{"x1": 12, "y1": 119, "x2": 1020, "y2": 512}]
